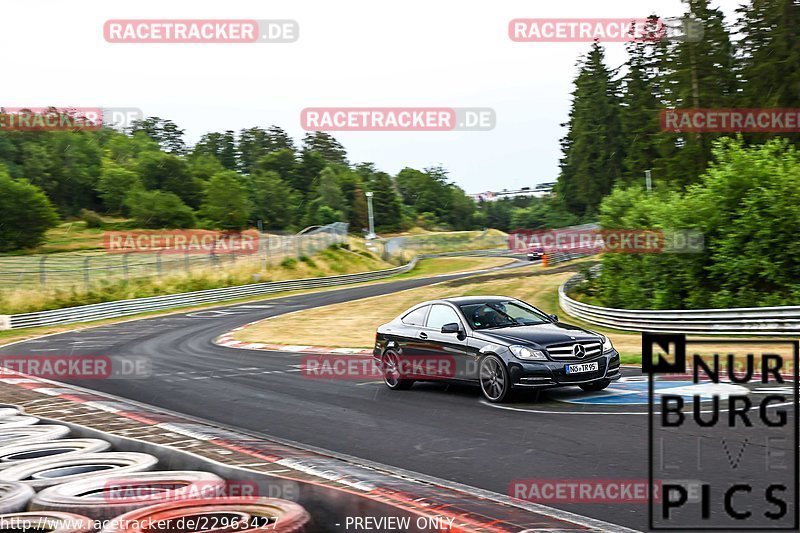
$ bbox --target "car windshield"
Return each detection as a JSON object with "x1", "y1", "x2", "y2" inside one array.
[{"x1": 458, "y1": 301, "x2": 551, "y2": 330}]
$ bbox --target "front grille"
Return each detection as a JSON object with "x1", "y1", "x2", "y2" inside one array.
[{"x1": 546, "y1": 341, "x2": 602, "y2": 360}]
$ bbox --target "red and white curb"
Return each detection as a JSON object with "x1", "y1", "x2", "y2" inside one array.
[{"x1": 215, "y1": 325, "x2": 372, "y2": 355}]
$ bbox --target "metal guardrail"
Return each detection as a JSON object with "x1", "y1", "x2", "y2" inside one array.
[
  {"x1": 0, "y1": 249, "x2": 511, "y2": 330},
  {"x1": 559, "y1": 271, "x2": 800, "y2": 335}
]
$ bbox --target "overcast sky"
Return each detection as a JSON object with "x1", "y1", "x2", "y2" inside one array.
[{"x1": 6, "y1": 0, "x2": 733, "y2": 193}]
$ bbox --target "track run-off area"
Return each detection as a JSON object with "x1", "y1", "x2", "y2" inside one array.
[{"x1": 1, "y1": 260, "x2": 794, "y2": 532}]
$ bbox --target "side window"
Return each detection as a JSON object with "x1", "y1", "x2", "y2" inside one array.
[
  {"x1": 426, "y1": 304, "x2": 461, "y2": 330},
  {"x1": 402, "y1": 305, "x2": 429, "y2": 326}
]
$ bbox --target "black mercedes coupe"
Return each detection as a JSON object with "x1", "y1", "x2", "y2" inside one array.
[{"x1": 373, "y1": 296, "x2": 621, "y2": 402}]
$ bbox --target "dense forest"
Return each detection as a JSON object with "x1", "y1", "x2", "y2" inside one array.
[
  {"x1": 0, "y1": 115, "x2": 576, "y2": 252},
  {"x1": 561, "y1": 0, "x2": 800, "y2": 308}
]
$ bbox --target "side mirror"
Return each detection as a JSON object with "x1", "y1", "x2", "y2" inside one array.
[
  {"x1": 441, "y1": 322, "x2": 461, "y2": 334},
  {"x1": 549, "y1": 314, "x2": 559, "y2": 322}
]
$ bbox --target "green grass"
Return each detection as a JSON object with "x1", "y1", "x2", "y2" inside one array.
[
  {"x1": 394, "y1": 256, "x2": 514, "y2": 279},
  {"x1": 385, "y1": 229, "x2": 508, "y2": 261}
]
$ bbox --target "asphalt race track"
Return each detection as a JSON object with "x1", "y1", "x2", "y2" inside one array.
[{"x1": 1, "y1": 263, "x2": 796, "y2": 532}]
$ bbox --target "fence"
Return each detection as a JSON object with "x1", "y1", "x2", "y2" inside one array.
[
  {"x1": 559, "y1": 270, "x2": 800, "y2": 335},
  {"x1": 0, "y1": 223, "x2": 349, "y2": 291},
  {"x1": 0, "y1": 249, "x2": 513, "y2": 330},
  {"x1": 376, "y1": 229, "x2": 509, "y2": 261}
]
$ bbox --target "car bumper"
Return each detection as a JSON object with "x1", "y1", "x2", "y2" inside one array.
[{"x1": 508, "y1": 350, "x2": 621, "y2": 388}]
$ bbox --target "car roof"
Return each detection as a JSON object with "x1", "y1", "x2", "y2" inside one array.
[{"x1": 439, "y1": 296, "x2": 516, "y2": 306}]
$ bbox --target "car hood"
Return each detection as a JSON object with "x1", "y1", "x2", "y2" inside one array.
[{"x1": 473, "y1": 322, "x2": 601, "y2": 348}]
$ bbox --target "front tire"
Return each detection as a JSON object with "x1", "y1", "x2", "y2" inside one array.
[
  {"x1": 382, "y1": 350, "x2": 413, "y2": 390},
  {"x1": 479, "y1": 355, "x2": 511, "y2": 403},
  {"x1": 579, "y1": 378, "x2": 611, "y2": 392}
]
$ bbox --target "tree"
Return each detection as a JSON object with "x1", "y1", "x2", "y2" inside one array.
[
  {"x1": 255, "y1": 149, "x2": 299, "y2": 191},
  {"x1": 315, "y1": 205, "x2": 343, "y2": 225},
  {"x1": 97, "y1": 164, "x2": 142, "y2": 214},
  {"x1": 395, "y1": 166, "x2": 454, "y2": 224},
  {"x1": 296, "y1": 150, "x2": 327, "y2": 195},
  {"x1": 301, "y1": 132, "x2": 348, "y2": 164},
  {"x1": 736, "y1": 0, "x2": 800, "y2": 144},
  {"x1": 446, "y1": 186, "x2": 477, "y2": 230},
  {"x1": 192, "y1": 131, "x2": 237, "y2": 170},
  {"x1": 104, "y1": 130, "x2": 160, "y2": 167},
  {"x1": 200, "y1": 171, "x2": 251, "y2": 230},
  {"x1": 19, "y1": 132, "x2": 103, "y2": 216},
  {"x1": 136, "y1": 151, "x2": 201, "y2": 208},
  {"x1": 656, "y1": 0, "x2": 738, "y2": 185},
  {"x1": 187, "y1": 154, "x2": 225, "y2": 182},
  {"x1": 557, "y1": 42, "x2": 624, "y2": 216},
  {"x1": 125, "y1": 190, "x2": 196, "y2": 229},
  {"x1": 337, "y1": 168, "x2": 369, "y2": 231},
  {"x1": 315, "y1": 167, "x2": 346, "y2": 212},
  {"x1": 366, "y1": 171, "x2": 402, "y2": 232},
  {"x1": 238, "y1": 126, "x2": 296, "y2": 174},
  {"x1": 219, "y1": 131, "x2": 237, "y2": 171},
  {"x1": 619, "y1": 28, "x2": 663, "y2": 185},
  {"x1": 129, "y1": 117, "x2": 187, "y2": 155},
  {"x1": 250, "y1": 171, "x2": 298, "y2": 230},
  {"x1": 0, "y1": 169, "x2": 59, "y2": 251},
  {"x1": 304, "y1": 166, "x2": 348, "y2": 226}
]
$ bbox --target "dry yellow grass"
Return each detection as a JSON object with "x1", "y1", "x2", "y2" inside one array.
[
  {"x1": 235, "y1": 268, "x2": 581, "y2": 349},
  {"x1": 234, "y1": 263, "x2": 795, "y2": 366},
  {"x1": 0, "y1": 239, "x2": 392, "y2": 315}
]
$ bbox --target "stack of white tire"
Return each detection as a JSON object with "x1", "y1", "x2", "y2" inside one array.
[{"x1": 0, "y1": 405, "x2": 309, "y2": 532}]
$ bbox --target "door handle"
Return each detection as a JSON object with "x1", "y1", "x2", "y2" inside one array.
[{"x1": 419, "y1": 332, "x2": 428, "y2": 339}]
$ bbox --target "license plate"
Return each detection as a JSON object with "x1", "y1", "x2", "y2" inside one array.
[{"x1": 566, "y1": 362, "x2": 599, "y2": 374}]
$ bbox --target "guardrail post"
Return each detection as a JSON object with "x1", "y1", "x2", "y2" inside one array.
[
  {"x1": 39, "y1": 256, "x2": 47, "y2": 286},
  {"x1": 184, "y1": 250, "x2": 190, "y2": 272},
  {"x1": 156, "y1": 251, "x2": 162, "y2": 276},
  {"x1": 123, "y1": 253, "x2": 129, "y2": 282}
]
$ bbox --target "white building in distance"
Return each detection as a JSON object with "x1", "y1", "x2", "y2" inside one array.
[{"x1": 469, "y1": 182, "x2": 555, "y2": 202}]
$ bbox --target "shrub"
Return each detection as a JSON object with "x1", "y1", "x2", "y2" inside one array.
[
  {"x1": 80, "y1": 209, "x2": 104, "y2": 228},
  {"x1": 0, "y1": 171, "x2": 59, "y2": 251},
  {"x1": 299, "y1": 255, "x2": 317, "y2": 267},
  {"x1": 125, "y1": 189, "x2": 196, "y2": 229}
]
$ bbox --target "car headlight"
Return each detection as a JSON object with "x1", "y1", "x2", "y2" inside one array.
[
  {"x1": 601, "y1": 336, "x2": 614, "y2": 353},
  {"x1": 509, "y1": 345, "x2": 547, "y2": 360}
]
